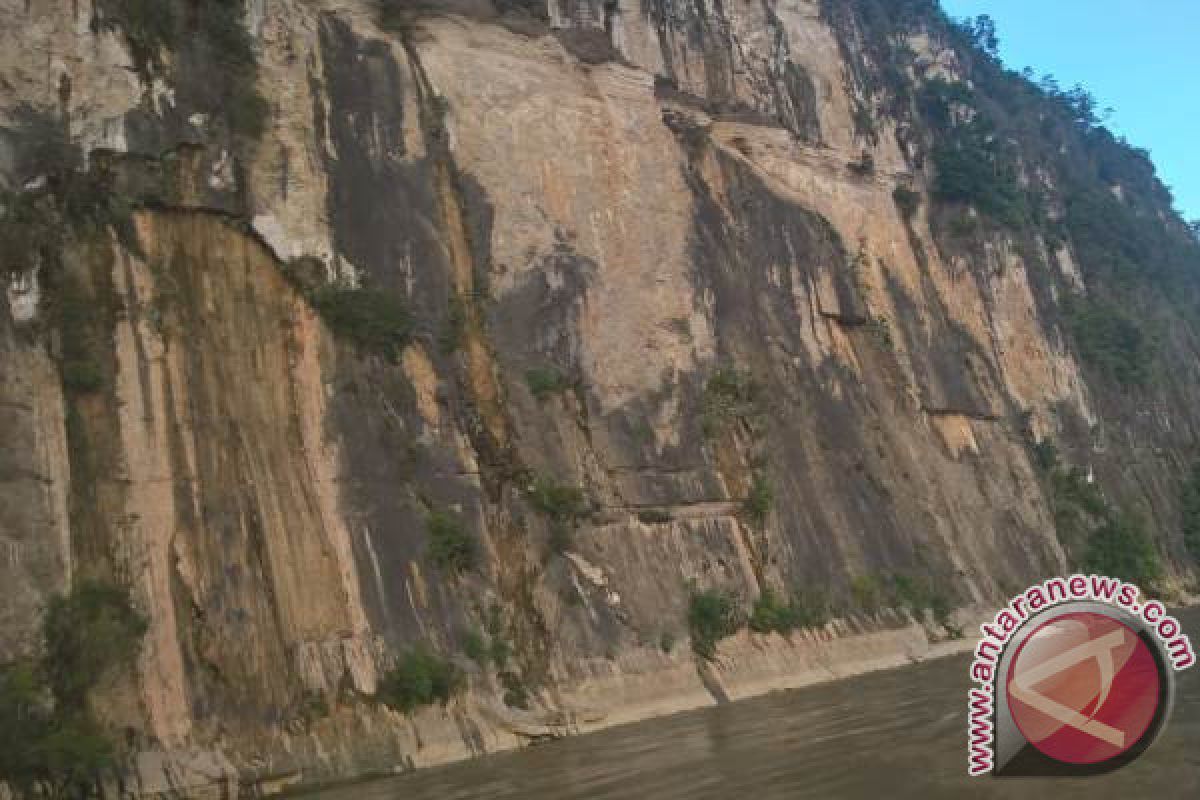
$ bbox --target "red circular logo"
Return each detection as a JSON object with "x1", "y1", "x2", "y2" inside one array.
[{"x1": 1006, "y1": 611, "x2": 1162, "y2": 765}]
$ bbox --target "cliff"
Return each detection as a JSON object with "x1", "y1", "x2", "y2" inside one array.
[{"x1": 1, "y1": 0, "x2": 1198, "y2": 794}]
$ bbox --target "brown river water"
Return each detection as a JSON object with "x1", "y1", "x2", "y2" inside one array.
[{"x1": 309, "y1": 607, "x2": 1200, "y2": 799}]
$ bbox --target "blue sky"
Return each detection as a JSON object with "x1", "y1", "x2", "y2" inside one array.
[{"x1": 940, "y1": 0, "x2": 1199, "y2": 221}]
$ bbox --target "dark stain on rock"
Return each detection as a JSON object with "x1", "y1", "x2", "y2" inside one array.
[
  {"x1": 681, "y1": 145, "x2": 932, "y2": 598},
  {"x1": 884, "y1": 272, "x2": 990, "y2": 415},
  {"x1": 776, "y1": 61, "x2": 823, "y2": 144}
]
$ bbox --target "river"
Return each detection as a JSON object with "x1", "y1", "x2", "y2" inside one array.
[{"x1": 309, "y1": 607, "x2": 1200, "y2": 799}]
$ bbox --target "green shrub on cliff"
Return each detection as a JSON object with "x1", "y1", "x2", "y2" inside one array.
[
  {"x1": 498, "y1": 670, "x2": 530, "y2": 710},
  {"x1": 93, "y1": 0, "x2": 179, "y2": 78},
  {"x1": 0, "y1": 580, "x2": 146, "y2": 798},
  {"x1": 1182, "y1": 461, "x2": 1200, "y2": 561},
  {"x1": 930, "y1": 137, "x2": 1028, "y2": 228},
  {"x1": 3, "y1": 104, "x2": 81, "y2": 185},
  {"x1": 637, "y1": 508, "x2": 673, "y2": 525},
  {"x1": 54, "y1": 276, "x2": 110, "y2": 396},
  {"x1": 1050, "y1": 465, "x2": 1108, "y2": 519},
  {"x1": 747, "y1": 589, "x2": 798, "y2": 635},
  {"x1": 888, "y1": 573, "x2": 952, "y2": 624},
  {"x1": 850, "y1": 573, "x2": 884, "y2": 612},
  {"x1": 0, "y1": 671, "x2": 115, "y2": 800},
  {"x1": 741, "y1": 473, "x2": 773, "y2": 527},
  {"x1": 892, "y1": 186, "x2": 920, "y2": 221},
  {"x1": 701, "y1": 367, "x2": 761, "y2": 439},
  {"x1": 377, "y1": 0, "x2": 416, "y2": 33},
  {"x1": 310, "y1": 284, "x2": 412, "y2": 361},
  {"x1": 0, "y1": 664, "x2": 46, "y2": 794},
  {"x1": 461, "y1": 628, "x2": 488, "y2": 665},
  {"x1": 528, "y1": 478, "x2": 587, "y2": 521},
  {"x1": 747, "y1": 587, "x2": 832, "y2": 636},
  {"x1": 378, "y1": 648, "x2": 464, "y2": 714},
  {"x1": 528, "y1": 477, "x2": 588, "y2": 553},
  {"x1": 1030, "y1": 438, "x2": 1060, "y2": 472},
  {"x1": 791, "y1": 588, "x2": 833, "y2": 629},
  {"x1": 1, "y1": 107, "x2": 137, "y2": 282},
  {"x1": 43, "y1": 580, "x2": 148, "y2": 707},
  {"x1": 94, "y1": 0, "x2": 267, "y2": 140},
  {"x1": 1035, "y1": 445, "x2": 1162, "y2": 581},
  {"x1": 524, "y1": 366, "x2": 572, "y2": 401},
  {"x1": 426, "y1": 509, "x2": 476, "y2": 574},
  {"x1": 687, "y1": 587, "x2": 741, "y2": 660},
  {"x1": 194, "y1": 0, "x2": 270, "y2": 140},
  {"x1": 917, "y1": 80, "x2": 1029, "y2": 229},
  {"x1": 1038, "y1": 456, "x2": 1107, "y2": 558},
  {"x1": 1083, "y1": 513, "x2": 1162, "y2": 587},
  {"x1": 1063, "y1": 294, "x2": 1157, "y2": 387}
]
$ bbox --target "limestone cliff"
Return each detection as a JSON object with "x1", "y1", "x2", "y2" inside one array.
[{"x1": 1, "y1": 0, "x2": 1198, "y2": 794}]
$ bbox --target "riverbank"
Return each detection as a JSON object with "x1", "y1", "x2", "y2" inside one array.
[
  {"x1": 92, "y1": 591, "x2": 1200, "y2": 798},
  {"x1": 300, "y1": 606, "x2": 1200, "y2": 800},
  {"x1": 256, "y1": 611, "x2": 988, "y2": 800}
]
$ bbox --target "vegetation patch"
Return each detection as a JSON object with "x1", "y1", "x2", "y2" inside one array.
[
  {"x1": 687, "y1": 587, "x2": 741, "y2": 660},
  {"x1": 701, "y1": 367, "x2": 761, "y2": 438},
  {"x1": 481, "y1": 602, "x2": 513, "y2": 669},
  {"x1": 42, "y1": 581, "x2": 148, "y2": 707},
  {"x1": 426, "y1": 509, "x2": 476, "y2": 574},
  {"x1": 790, "y1": 588, "x2": 833, "y2": 629},
  {"x1": 1, "y1": 107, "x2": 137, "y2": 275},
  {"x1": 864, "y1": 316, "x2": 894, "y2": 350},
  {"x1": 378, "y1": 648, "x2": 464, "y2": 714},
  {"x1": 1029, "y1": 437, "x2": 1060, "y2": 472},
  {"x1": 822, "y1": 0, "x2": 1200, "y2": 337},
  {"x1": 438, "y1": 293, "x2": 468, "y2": 354},
  {"x1": 488, "y1": 635, "x2": 512, "y2": 670},
  {"x1": 1052, "y1": 468, "x2": 1110, "y2": 558},
  {"x1": 747, "y1": 587, "x2": 834, "y2": 634},
  {"x1": 747, "y1": 589, "x2": 798, "y2": 635},
  {"x1": 528, "y1": 477, "x2": 588, "y2": 553},
  {"x1": 498, "y1": 670, "x2": 530, "y2": 710},
  {"x1": 888, "y1": 573, "x2": 953, "y2": 625},
  {"x1": 1033, "y1": 441, "x2": 1163, "y2": 584},
  {"x1": 892, "y1": 186, "x2": 921, "y2": 221},
  {"x1": 850, "y1": 573, "x2": 884, "y2": 612},
  {"x1": 53, "y1": 275, "x2": 112, "y2": 395},
  {"x1": 94, "y1": 0, "x2": 268, "y2": 141},
  {"x1": 637, "y1": 508, "x2": 673, "y2": 525},
  {"x1": 193, "y1": 1, "x2": 270, "y2": 140},
  {"x1": 1083, "y1": 514, "x2": 1162, "y2": 588},
  {"x1": 310, "y1": 284, "x2": 412, "y2": 361},
  {"x1": 461, "y1": 627, "x2": 489, "y2": 666},
  {"x1": 918, "y1": 79, "x2": 1029, "y2": 229},
  {"x1": 0, "y1": 580, "x2": 147, "y2": 798},
  {"x1": 847, "y1": 151, "x2": 875, "y2": 176},
  {"x1": 460, "y1": 614, "x2": 525, "y2": 705},
  {"x1": 524, "y1": 366, "x2": 572, "y2": 401},
  {"x1": 1, "y1": 109, "x2": 135, "y2": 403},
  {"x1": 1182, "y1": 461, "x2": 1200, "y2": 562},
  {"x1": 93, "y1": 0, "x2": 179, "y2": 78},
  {"x1": 1063, "y1": 294, "x2": 1157, "y2": 387},
  {"x1": 528, "y1": 478, "x2": 588, "y2": 521},
  {"x1": 741, "y1": 473, "x2": 773, "y2": 527},
  {"x1": 841, "y1": 572, "x2": 953, "y2": 622}
]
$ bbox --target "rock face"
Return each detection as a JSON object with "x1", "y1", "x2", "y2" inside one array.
[{"x1": 1, "y1": 0, "x2": 1198, "y2": 793}]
